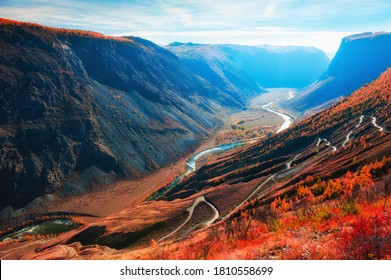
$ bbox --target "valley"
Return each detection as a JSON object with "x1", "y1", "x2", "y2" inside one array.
[
  {"x1": 216, "y1": 88, "x2": 297, "y2": 144},
  {"x1": 0, "y1": 88, "x2": 298, "y2": 246},
  {"x1": 148, "y1": 88, "x2": 298, "y2": 207},
  {"x1": 25, "y1": 68, "x2": 391, "y2": 260},
  {"x1": 0, "y1": 19, "x2": 391, "y2": 261}
]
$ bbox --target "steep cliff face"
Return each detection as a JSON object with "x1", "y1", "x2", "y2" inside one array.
[
  {"x1": 292, "y1": 32, "x2": 391, "y2": 111},
  {"x1": 166, "y1": 43, "x2": 330, "y2": 96},
  {"x1": 0, "y1": 19, "x2": 229, "y2": 210}
]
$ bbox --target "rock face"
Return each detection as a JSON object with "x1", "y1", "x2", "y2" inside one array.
[
  {"x1": 0, "y1": 19, "x2": 246, "y2": 211},
  {"x1": 166, "y1": 43, "x2": 330, "y2": 95},
  {"x1": 292, "y1": 32, "x2": 391, "y2": 111}
]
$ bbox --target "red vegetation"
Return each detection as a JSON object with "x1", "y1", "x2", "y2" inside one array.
[
  {"x1": 1, "y1": 29, "x2": 390, "y2": 260},
  {"x1": 339, "y1": 210, "x2": 391, "y2": 259},
  {"x1": 296, "y1": 157, "x2": 390, "y2": 204},
  {"x1": 140, "y1": 159, "x2": 391, "y2": 260},
  {"x1": 168, "y1": 69, "x2": 391, "y2": 203}
]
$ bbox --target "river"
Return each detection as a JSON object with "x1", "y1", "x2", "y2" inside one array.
[
  {"x1": 260, "y1": 89, "x2": 295, "y2": 133},
  {"x1": 262, "y1": 101, "x2": 293, "y2": 133},
  {"x1": 147, "y1": 142, "x2": 245, "y2": 201},
  {"x1": 148, "y1": 90, "x2": 295, "y2": 201}
]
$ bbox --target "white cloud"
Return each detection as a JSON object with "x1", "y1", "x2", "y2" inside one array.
[
  {"x1": 263, "y1": 1, "x2": 276, "y2": 18},
  {"x1": 0, "y1": 0, "x2": 390, "y2": 53}
]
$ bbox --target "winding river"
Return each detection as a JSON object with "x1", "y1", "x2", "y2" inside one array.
[
  {"x1": 262, "y1": 101, "x2": 293, "y2": 133},
  {"x1": 147, "y1": 142, "x2": 245, "y2": 201},
  {"x1": 185, "y1": 142, "x2": 244, "y2": 172},
  {"x1": 149, "y1": 90, "x2": 295, "y2": 201}
]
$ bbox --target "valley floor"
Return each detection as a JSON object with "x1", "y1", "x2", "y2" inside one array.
[{"x1": 216, "y1": 88, "x2": 297, "y2": 144}]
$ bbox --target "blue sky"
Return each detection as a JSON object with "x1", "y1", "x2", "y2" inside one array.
[{"x1": 1, "y1": 0, "x2": 391, "y2": 55}]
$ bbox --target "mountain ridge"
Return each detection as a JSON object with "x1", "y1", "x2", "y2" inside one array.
[{"x1": 0, "y1": 18, "x2": 235, "y2": 212}]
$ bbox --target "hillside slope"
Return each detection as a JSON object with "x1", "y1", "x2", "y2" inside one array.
[
  {"x1": 292, "y1": 32, "x2": 391, "y2": 111},
  {"x1": 0, "y1": 19, "x2": 235, "y2": 212},
  {"x1": 167, "y1": 68, "x2": 391, "y2": 202}
]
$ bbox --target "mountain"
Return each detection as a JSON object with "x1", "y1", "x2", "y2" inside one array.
[
  {"x1": 292, "y1": 32, "x2": 391, "y2": 111},
  {"x1": 7, "y1": 68, "x2": 389, "y2": 260},
  {"x1": 1, "y1": 21, "x2": 390, "y2": 258},
  {"x1": 166, "y1": 43, "x2": 330, "y2": 94},
  {"x1": 0, "y1": 19, "x2": 240, "y2": 212}
]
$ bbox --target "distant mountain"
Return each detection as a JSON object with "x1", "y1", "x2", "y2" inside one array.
[
  {"x1": 0, "y1": 19, "x2": 238, "y2": 211},
  {"x1": 166, "y1": 43, "x2": 330, "y2": 94},
  {"x1": 292, "y1": 32, "x2": 391, "y2": 111}
]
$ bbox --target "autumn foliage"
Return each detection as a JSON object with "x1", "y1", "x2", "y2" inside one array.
[
  {"x1": 140, "y1": 156, "x2": 391, "y2": 260},
  {"x1": 296, "y1": 157, "x2": 390, "y2": 203}
]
